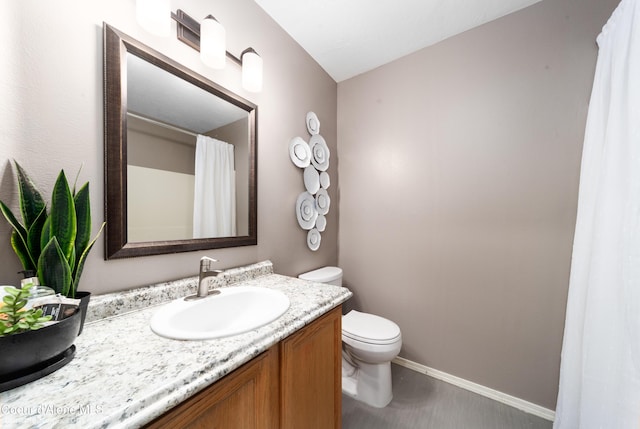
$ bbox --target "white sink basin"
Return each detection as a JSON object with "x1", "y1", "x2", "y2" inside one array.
[{"x1": 150, "y1": 286, "x2": 290, "y2": 340}]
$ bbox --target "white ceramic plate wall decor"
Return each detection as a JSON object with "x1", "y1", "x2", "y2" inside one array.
[
  {"x1": 319, "y1": 171, "x2": 330, "y2": 189},
  {"x1": 306, "y1": 111, "x2": 320, "y2": 135},
  {"x1": 303, "y1": 165, "x2": 320, "y2": 194},
  {"x1": 307, "y1": 228, "x2": 321, "y2": 251},
  {"x1": 309, "y1": 134, "x2": 330, "y2": 171},
  {"x1": 289, "y1": 136, "x2": 311, "y2": 168},
  {"x1": 315, "y1": 189, "x2": 330, "y2": 215},
  {"x1": 315, "y1": 214, "x2": 327, "y2": 232},
  {"x1": 296, "y1": 191, "x2": 318, "y2": 230},
  {"x1": 292, "y1": 112, "x2": 329, "y2": 250}
]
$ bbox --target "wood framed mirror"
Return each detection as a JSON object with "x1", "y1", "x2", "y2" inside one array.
[{"x1": 103, "y1": 24, "x2": 257, "y2": 259}]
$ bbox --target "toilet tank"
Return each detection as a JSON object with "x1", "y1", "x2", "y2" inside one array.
[{"x1": 298, "y1": 266, "x2": 343, "y2": 286}]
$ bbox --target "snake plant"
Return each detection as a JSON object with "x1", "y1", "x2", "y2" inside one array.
[{"x1": 0, "y1": 161, "x2": 105, "y2": 298}]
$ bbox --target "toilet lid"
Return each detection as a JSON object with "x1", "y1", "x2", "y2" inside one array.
[
  {"x1": 298, "y1": 266, "x2": 342, "y2": 283},
  {"x1": 342, "y1": 310, "x2": 401, "y2": 345}
]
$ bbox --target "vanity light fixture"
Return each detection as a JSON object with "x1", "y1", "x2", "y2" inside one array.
[
  {"x1": 168, "y1": 9, "x2": 263, "y2": 93},
  {"x1": 241, "y1": 48, "x2": 263, "y2": 93},
  {"x1": 136, "y1": 0, "x2": 171, "y2": 37},
  {"x1": 200, "y1": 15, "x2": 226, "y2": 69}
]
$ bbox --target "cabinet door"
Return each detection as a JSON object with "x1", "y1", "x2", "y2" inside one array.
[
  {"x1": 280, "y1": 306, "x2": 342, "y2": 429},
  {"x1": 145, "y1": 345, "x2": 279, "y2": 429}
]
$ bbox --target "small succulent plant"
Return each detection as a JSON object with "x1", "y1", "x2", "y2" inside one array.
[{"x1": 0, "y1": 284, "x2": 52, "y2": 336}]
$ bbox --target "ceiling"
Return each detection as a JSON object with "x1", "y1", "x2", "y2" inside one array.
[
  {"x1": 127, "y1": 54, "x2": 247, "y2": 134},
  {"x1": 254, "y1": 0, "x2": 542, "y2": 82}
]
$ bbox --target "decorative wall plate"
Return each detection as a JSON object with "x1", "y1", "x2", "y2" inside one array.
[
  {"x1": 315, "y1": 214, "x2": 327, "y2": 232},
  {"x1": 289, "y1": 136, "x2": 311, "y2": 168},
  {"x1": 306, "y1": 111, "x2": 320, "y2": 135},
  {"x1": 303, "y1": 165, "x2": 320, "y2": 194},
  {"x1": 307, "y1": 228, "x2": 321, "y2": 251},
  {"x1": 296, "y1": 192, "x2": 318, "y2": 230},
  {"x1": 315, "y1": 189, "x2": 330, "y2": 215},
  {"x1": 309, "y1": 134, "x2": 330, "y2": 171},
  {"x1": 319, "y1": 171, "x2": 330, "y2": 189}
]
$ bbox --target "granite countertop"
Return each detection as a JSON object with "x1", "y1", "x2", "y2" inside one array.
[{"x1": 0, "y1": 261, "x2": 352, "y2": 429}]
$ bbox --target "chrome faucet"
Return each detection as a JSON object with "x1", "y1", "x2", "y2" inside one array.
[{"x1": 192, "y1": 257, "x2": 223, "y2": 299}]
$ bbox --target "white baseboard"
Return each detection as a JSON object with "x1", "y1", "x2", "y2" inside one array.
[{"x1": 392, "y1": 356, "x2": 556, "y2": 422}]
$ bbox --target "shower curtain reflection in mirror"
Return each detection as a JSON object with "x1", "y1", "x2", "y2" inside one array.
[
  {"x1": 193, "y1": 135, "x2": 237, "y2": 238},
  {"x1": 126, "y1": 113, "x2": 246, "y2": 243}
]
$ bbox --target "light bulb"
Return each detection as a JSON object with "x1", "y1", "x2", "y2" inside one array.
[
  {"x1": 200, "y1": 15, "x2": 226, "y2": 69},
  {"x1": 242, "y1": 48, "x2": 263, "y2": 93}
]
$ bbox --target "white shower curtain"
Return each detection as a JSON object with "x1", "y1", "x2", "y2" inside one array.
[
  {"x1": 193, "y1": 135, "x2": 236, "y2": 238},
  {"x1": 554, "y1": 0, "x2": 640, "y2": 427}
]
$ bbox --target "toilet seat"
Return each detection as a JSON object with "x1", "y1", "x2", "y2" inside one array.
[{"x1": 342, "y1": 310, "x2": 401, "y2": 345}]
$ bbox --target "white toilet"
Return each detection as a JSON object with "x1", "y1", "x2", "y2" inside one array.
[{"x1": 298, "y1": 266, "x2": 402, "y2": 408}]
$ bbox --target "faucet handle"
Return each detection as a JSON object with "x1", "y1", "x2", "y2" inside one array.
[{"x1": 200, "y1": 256, "x2": 218, "y2": 272}]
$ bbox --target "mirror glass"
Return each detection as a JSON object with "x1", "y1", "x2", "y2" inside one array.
[{"x1": 104, "y1": 24, "x2": 257, "y2": 259}]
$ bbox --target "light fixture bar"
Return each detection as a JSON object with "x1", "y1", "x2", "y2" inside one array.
[{"x1": 171, "y1": 9, "x2": 241, "y2": 65}]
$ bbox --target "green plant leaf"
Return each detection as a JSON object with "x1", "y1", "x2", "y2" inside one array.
[
  {"x1": 6, "y1": 287, "x2": 21, "y2": 297},
  {"x1": 72, "y1": 164, "x2": 83, "y2": 196},
  {"x1": 40, "y1": 216, "x2": 50, "y2": 250},
  {"x1": 38, "y1": 237, "x2": 72, "y2": 296},
  {"x1": 26, "y1": 206, "x2": 47, "y2": 266},
  {"x1": 68, "y1": 245, "x2": 76, "y2": 274},
  {"x1": 74, "y1": 182, "x2": 91, "y2": 267},
  {"x1": 0, "y1": 200, "x2": 27, "y2": 238},
  {"x1": 14, "y1": 298, "x2": 28, "y2": 310},
  {"x1": 49, "y1": 170, "x2": 77, "y2": 262},
  {"x1": 70, "y1": 221, "x2": 105, "y2": 298},
  {"x1": 10, "y1": 230, "x2": 36, "y2": 271},
  {"x1": 1, "y1": 200, "x2": 36, "y2": 269},
  {"x1": 14, "y1": 161, "x2": 46, "y2": 229}
]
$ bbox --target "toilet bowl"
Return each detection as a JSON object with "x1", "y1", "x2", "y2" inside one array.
[{"x1": 298, "y1": 267, "x2": 403, "y2": 408}]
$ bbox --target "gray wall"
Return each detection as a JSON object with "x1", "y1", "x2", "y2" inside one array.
[
  {"x1": 337, "y1": 0, "x2": 618, "y2": 410},
  {"x1": 0, "y1": 0, "x2": 338, "y2": 293},
  {"x1": 127, "y1": 115, "x2": 196, "y2": 174},
  {"x1": 209, "y1": 118, "x2": 251, "y2": 236}
]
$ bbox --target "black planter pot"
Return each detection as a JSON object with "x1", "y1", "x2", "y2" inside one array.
[
  {"x1": 75, "y1": 291, "x2": 91, "y2": 336},
  {"x1": 0, "y1": 307, "x2": 80, "y2": 391}
]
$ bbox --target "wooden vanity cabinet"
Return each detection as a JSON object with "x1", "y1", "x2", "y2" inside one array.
[
  {"x1": 280, "y1": 306, "x2": 342, "y2": 429},
  {"x1": 145, "y1": 305, "x2": 342, "y2": 429},
  {"x1": 145, "y1": 345, "x2": 279, "y2": 429}
]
